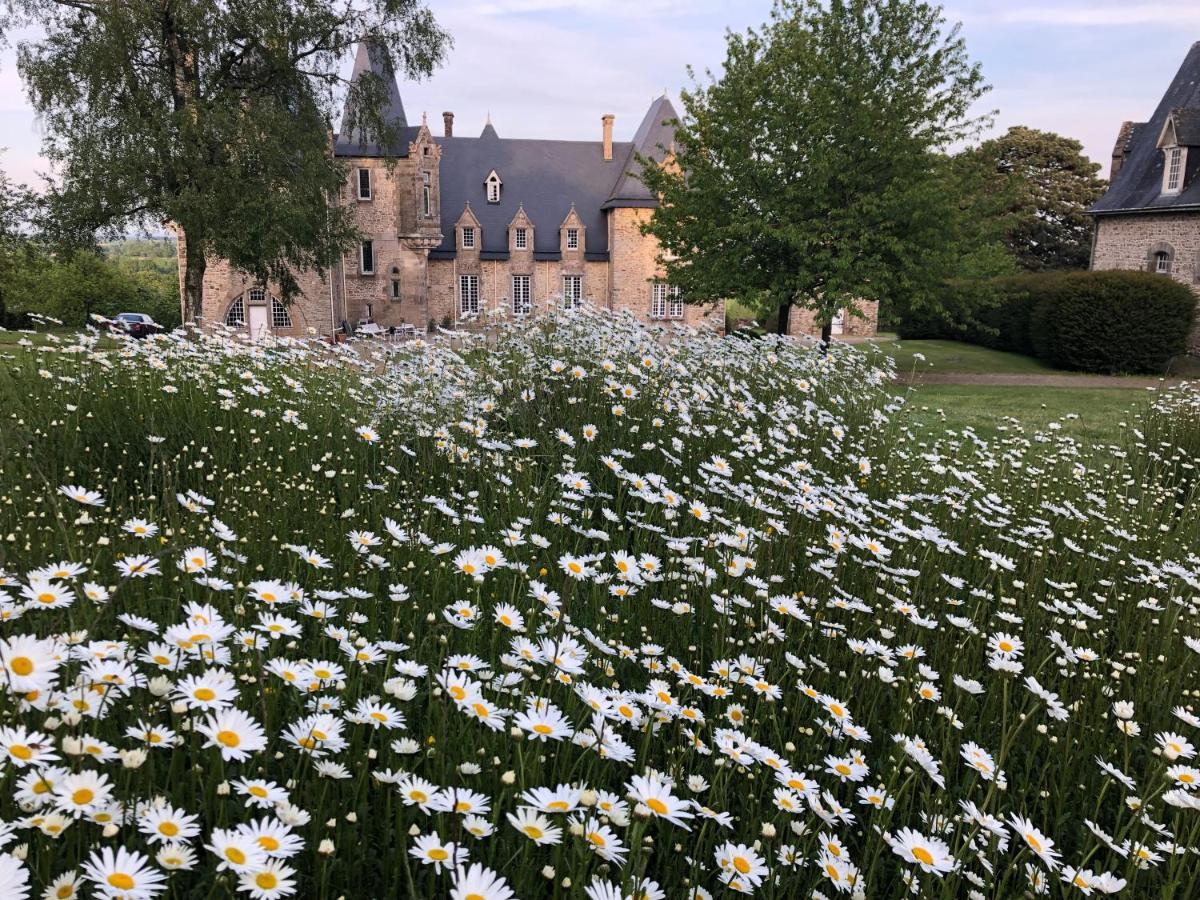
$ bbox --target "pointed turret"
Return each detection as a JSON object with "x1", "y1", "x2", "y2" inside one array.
[
  {"x1": 604, "y1": 94, "x2": 679, "y2": 208},
  {"x1": 334, "y1": 40, "x2": 410, "y2": 157}
]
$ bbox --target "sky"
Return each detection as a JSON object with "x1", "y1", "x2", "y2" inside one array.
[{"x1": 1, "y1": 0, "x2": 1199, "y2": 188}]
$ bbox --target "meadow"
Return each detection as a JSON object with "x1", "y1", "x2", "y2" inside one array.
[{"x1": 0, "y1": 314, "x2": 1198, "y2": 899}]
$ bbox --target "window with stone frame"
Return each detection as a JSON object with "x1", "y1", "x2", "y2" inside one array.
[
  {"x1": 271, "y1": 298, "x2": 292, "y2": 328},
  {"x1": 248, "y1": 287, "x2": 266, "y2": 304},
  {"x1": 461, "y1": 226, "x2": 476, "y2": 250},
  {"x1": 422, "y1": 172, "x2": 433, "y2": 217},
  {"x1": 562, "y1": 274, "x2": 582, "y2": 309},
  {"x1": 391, "y1": 266, "x2": 402, "y2": 300},
  {"x1": 651, "y1": 282, "x2": 683, "y2": 319},
  {"x1": 459, "y1": 274, "x2": 480, "y2": 316},
  {"x1": 512, "y1": 275, "x2": 531, "y2": 315},
  {"x1": 566, "y1": 228, "x2": 579, "y2": 250},
  {"x1": 360, "y1": 240, "x2": 374, "y2": 274},
  {"x1": 357, "y1": 168, "x2": 372, "y2": 200},
  {"x1": 515, "y1": 228, "x2": 527, "y2": 250},
  {"x1": 1155, "y1": 251, "x2": 1172, "y2": 274}
]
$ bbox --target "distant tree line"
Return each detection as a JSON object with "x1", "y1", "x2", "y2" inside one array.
[{"x1": 0, "y1": 172, "x2": 181, "y2": 330}]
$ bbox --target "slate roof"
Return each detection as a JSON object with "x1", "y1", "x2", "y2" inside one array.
[
  {"x1": 331, "y1": 42, "x2": 678, "y2": 258},
  {"x1": 1092, "y1": 42, "x2": 1200, "y2": 215}
]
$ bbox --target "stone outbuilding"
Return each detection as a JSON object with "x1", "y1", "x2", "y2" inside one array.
[{"x1": 1091, "y1": 41, "x2": 1200, "y2": 349}]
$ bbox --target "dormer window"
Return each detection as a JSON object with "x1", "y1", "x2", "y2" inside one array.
[
  {"x1": 1165, "y1": 146, "x2": 1185, "y2": 194},
  {"x1": 461, "y1": 226, "x2": 476, "y2": 250},
  {"x1": 566, "y1": 228, "x2": 579, "y2": 250},
  {"x1": 515, "y1": 228, "x2": 527, "y2": 250},
  {"x1": 486, "y1": 171, "x2": 502, "y2": 204},
  {"x1": 357, "y1": 168, "x2": 372, "y2": 201}
]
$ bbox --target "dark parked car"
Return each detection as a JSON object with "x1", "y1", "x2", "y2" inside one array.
[{"x1": 108, "y1": 312, "x2": 162, "y2": 338}]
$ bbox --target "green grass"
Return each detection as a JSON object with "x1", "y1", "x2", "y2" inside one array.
[
  {"x1": 862, "y1": 337, "x2": 1063, "y2": 376},
  {"x1": 890, "y1": 384, "x2": 1152, "y2": 443},
  {"x1": 0, "y1": 328, "x2": 120, "y2": 349}
]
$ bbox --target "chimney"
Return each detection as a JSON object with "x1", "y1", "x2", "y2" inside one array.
[
  {"x1": 602, "y1": 114, "x2": 614, "y2": 161},
  {"x1": 1111, "y1": 120, "x2": 1136, "y2": 180},
  {"x1": 443, "y1": 111, "x2": 454, "y2": 138}
]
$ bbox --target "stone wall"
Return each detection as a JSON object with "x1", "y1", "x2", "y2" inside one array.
[
  {"x1": 787, "y1": 301, "x2": 880, "y2": 339},
  {"x1": 608, "y1": 207, "x2": 724, "y2": 332},
  {"x1": 1092, "y1": 212, "x2": 1200, "y2": 351}
]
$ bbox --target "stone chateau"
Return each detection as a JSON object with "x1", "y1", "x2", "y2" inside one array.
[
  {"x1": 179, "y1": 42, "x2": 735, "y2": 339},
  {"x1": 1091, "y1": 40, "x2": 1200, "y2": 347}
]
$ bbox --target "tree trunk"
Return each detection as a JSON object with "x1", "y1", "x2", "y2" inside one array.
[
  {"x1": 775, "y1": 302, "x2": 792, "y2": 335},
  {"x1": 183, "y1": 237, "x2": 206, "y2": 325},
  {"x1": 820, "y1": 321, "x2": 833, "y2": 348}
]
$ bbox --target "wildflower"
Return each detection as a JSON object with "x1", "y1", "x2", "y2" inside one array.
[{"x1": 81, "y1": 846, "x2": 165, "y2": 898}]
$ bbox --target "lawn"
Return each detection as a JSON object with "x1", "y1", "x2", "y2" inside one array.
[
  {"x1": 862, "y1": 336, "x2": 1064, "y2": 376},
  {"x1": 1, "y1": 320, "x2": 1200, "y2": 899},
  {"x1": 890, "y1": 384, "x2": 1152, "y2": 443}
]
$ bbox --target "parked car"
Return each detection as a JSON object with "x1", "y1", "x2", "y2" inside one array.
[{"x1": 107, "y1": 312, "x2": 162, "y2": 338}]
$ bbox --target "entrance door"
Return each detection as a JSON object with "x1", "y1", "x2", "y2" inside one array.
[
  {"x1": 248, "y1": 304, "x2": 269, "y2": 340},
  {"x1": 831, "y1": 309, "x2": 845, "y2": 336}
]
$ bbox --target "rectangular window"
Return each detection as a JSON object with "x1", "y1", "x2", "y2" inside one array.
[
  {"x1": 360, "y1": 240, "x2": 374, "y2": 275},
  {"x1": 461, "y1": 226, "x2": 475, "y2": 250},
  {"x1": 651, "y1": 282, "x2": 683, "y2": 318},
  {"x1": 1156, "y1": 251, "x2": 1171, "y2": 274},
  {"x1": 1167, "y1": 147, "x2": 1184, "y2": 193},
  {"x1": 515, "y1": 228, "x2": 527, "y2": 250},
  {"x1": 357, "y1": 168, "x2": 372, "y2": 200},
  {"x1": 566, "y1": 228, "x2": 579, "y2": 250},
  {"x1": 459, "y1": 274, "x2": 480, "y2": 316},
  {"x1": 512, "y1": 275, "x2": 531, "y2": 315},
  {"x1": 422, "y1": 172, "x2": 432, "y2": 217},
  {"x1": 391, "y1": 276, "x2": 402, "y2": 299},
  {"x1": 562, "y1": 274, "x2": 582, "y2": 309}
]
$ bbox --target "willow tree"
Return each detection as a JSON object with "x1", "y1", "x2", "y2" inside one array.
[
  {"x1": 0, "y1": 1, "x2": 450, "y2": 323},
  {"x1": 639, "y1": 0, "x2": 992, "y2": 339}
]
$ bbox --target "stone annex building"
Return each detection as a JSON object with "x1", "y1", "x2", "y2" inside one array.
[
  {"x1": 1092, "y1": 40, "x2": 1200, "y2": 348},
  {"x1": 179, "y1": 42, "x2": 736, "y2": 339}
]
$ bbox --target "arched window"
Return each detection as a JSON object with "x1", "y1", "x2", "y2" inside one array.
[
  {"x1": 390, "y1": 266, "x2": 402, "y2": 300},
  {"x1": 225, "y1": 295, "x2": 246, "y2": 326},
  {"x1": 485, "y1": 170, "x2": 502, "y2": 204},
  {"x1": 271, "y1": 298, "x2": 292, "y2": 328},
  {"x1": 248, "y1": 287, "x2": 266, "y2": 304},
  {"x1": 1148, "y1": 242, "x2": 1175, "y2": 275}
]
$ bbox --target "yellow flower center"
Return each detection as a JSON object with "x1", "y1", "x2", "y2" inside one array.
[
  {"x1": 10, "y1": 657, "x2": 34, "y2": 676},
  {"x1": 10, "y1": 745, "x2": 32, "y2": 760},
  {"x1": 159, "y1": 822, "x2": 180, "y2": 836},
  {"x1": 256, "y1": 872, "x2": 278, "y2": 889},
  {"x1": 226, "y1": 847, "x2": 247, "y2": 865},
  {"x1": 250, "y1": 786, "x2": 268, "y2": 798},
  {"x1": 524, "y1": 826, "x2": 543, "y2": 840},
  {"x1": 107, "y1": 874, "x2": 135, "y2": 890},
  {"x1": 734, "y1": 857, "x2": 752, "y2": 874},
  {"x1": 72, "y1": 788, "x2": 94, "y2": 806},
  {"x1": 37, "y1": 592, "x2": 56, "y2": 604},
  {"x1": 646, "y1": 798, "x2": 669, "y2": 815},
  {"x1": 428, "y1": 848, "x2": 449, "y2": 861},
  {"x1": 533, "y1": 724, "x2": 553, "y2": 735},
  {"x1": 217, "y1": 730, "x2": 240, "y2": 748},
  {"x1": 193, "y1": 688, "x2": 216, "y2": 702},
  {"x1": 258, "y1": 836, "x2": 280, "y2": 851},
  {"x1": 912, "y1": 847, "x2": 934, "y2": 866}
]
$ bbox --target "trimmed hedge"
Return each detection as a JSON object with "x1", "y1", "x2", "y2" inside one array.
[{"x1": 898, "y1": 271, "x2": 1197, "y2": 374}]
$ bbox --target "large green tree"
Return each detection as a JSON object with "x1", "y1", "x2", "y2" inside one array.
[
  {"x1": 0, "y1": 161, "x2": 37, "y2": 324},
  {"x1": 959, "y1": 126, "x2": 1106, "y2": 272},
  {"x1": 0, "y1": 1, "x2": 450, "y2": 323},
  {"x1": 639, "y1": 0, "x2": 993, "y2": 339}
]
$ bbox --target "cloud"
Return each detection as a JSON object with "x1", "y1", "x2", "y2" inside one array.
[{"x1": 951, "y1": 2, "x2": 1200, "y2": 26}]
